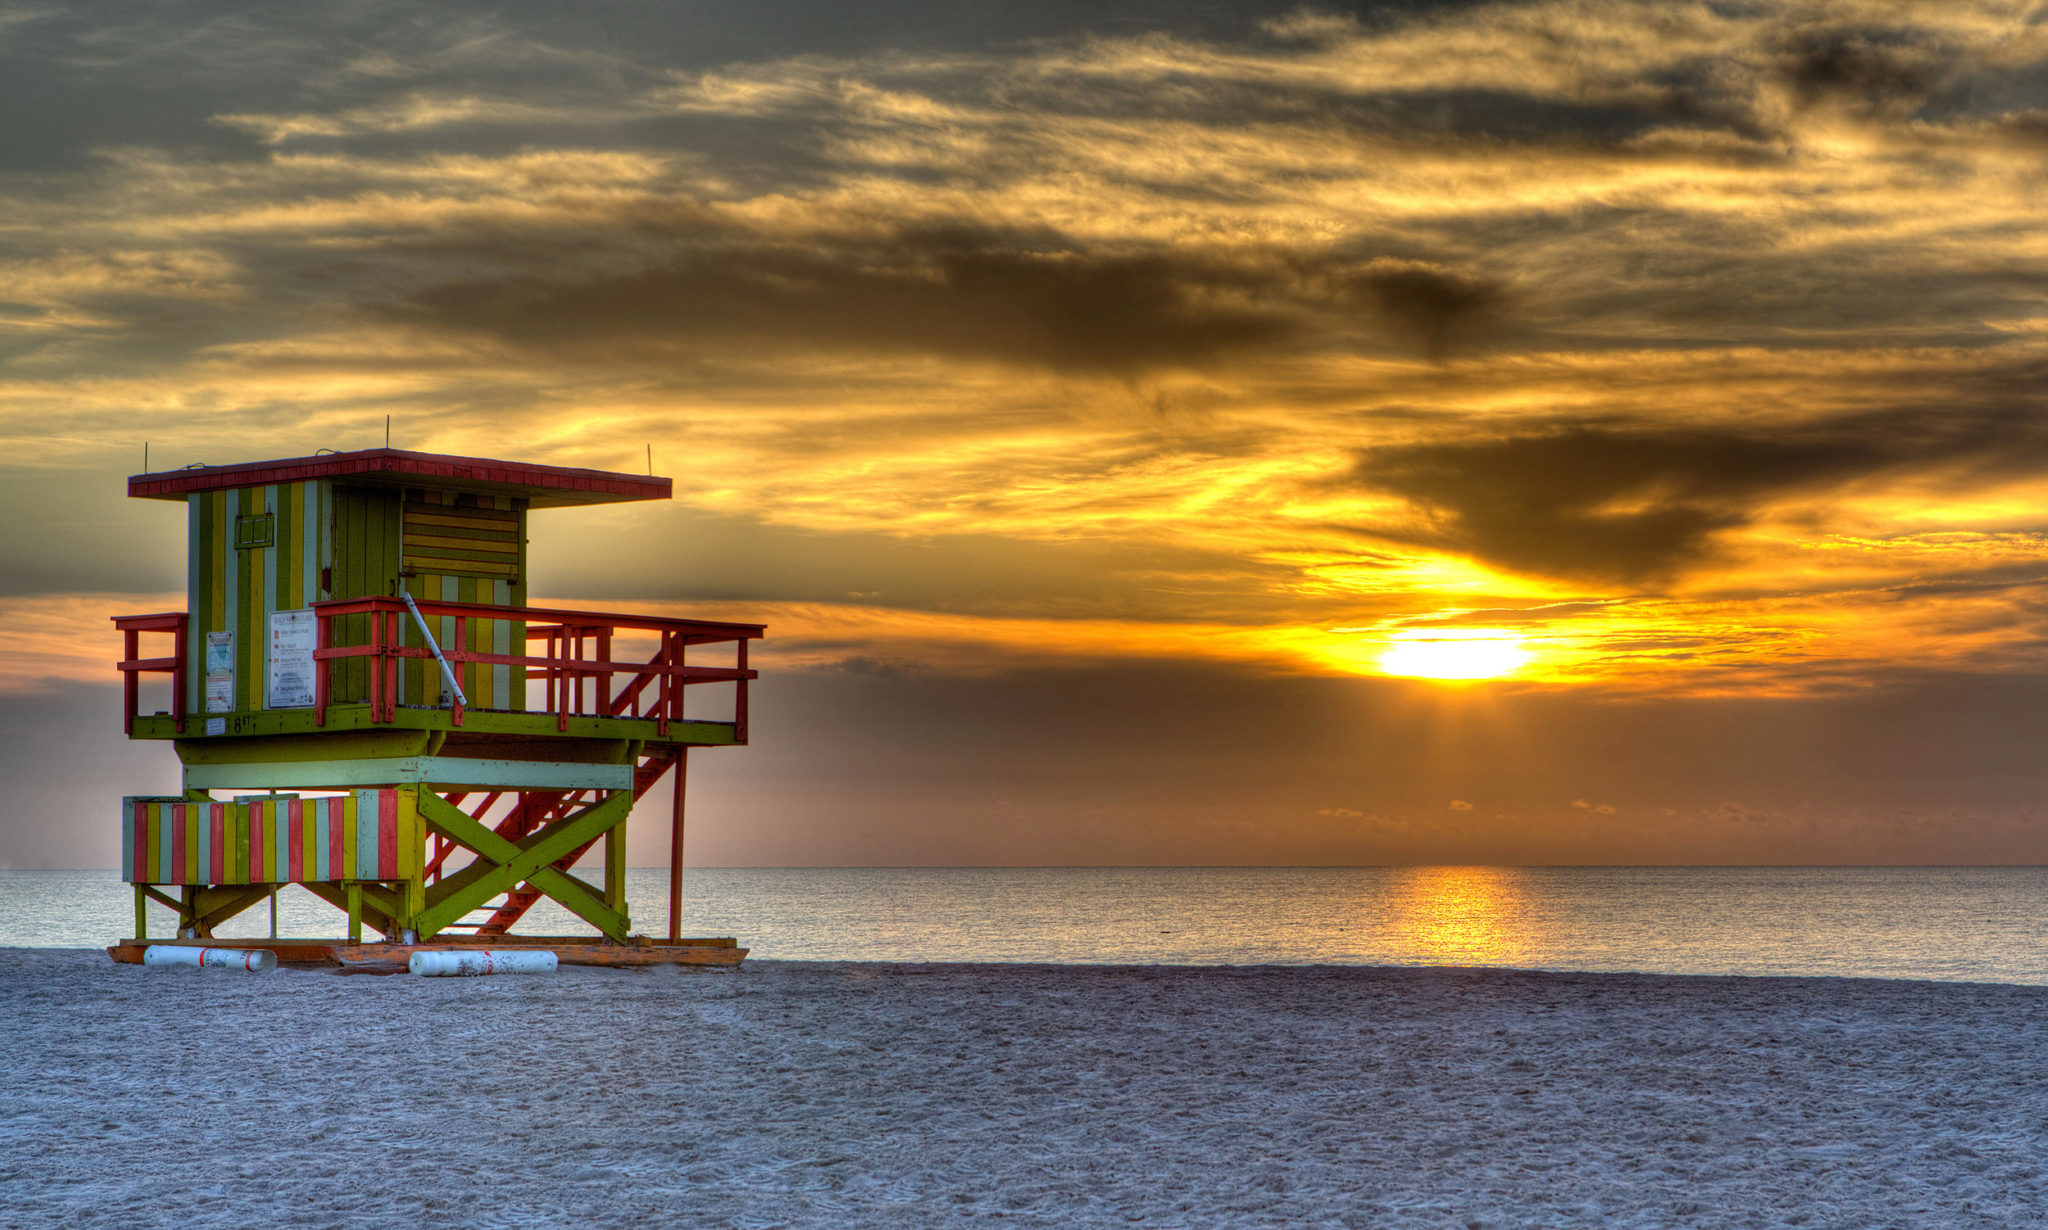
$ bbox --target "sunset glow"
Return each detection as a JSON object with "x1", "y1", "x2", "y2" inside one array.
[{"x1": 1378, "y1": 633, "x2": 1533, "y2": 681}]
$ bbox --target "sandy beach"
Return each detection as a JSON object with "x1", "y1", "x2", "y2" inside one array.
[{"x1": 4, "y1": 949, "x2": 2045, "y2": 1227}]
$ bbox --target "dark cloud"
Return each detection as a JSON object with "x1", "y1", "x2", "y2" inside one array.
[
  {"x1": 390, "y1": 225, "x2": 1517, "y2": 374},
  {"x1": 1347, "y1": 407, "x2": 2048, "y2": 583},
  {"x1": 1781, "y1": 29, "x2": 1945, "y2": 112},
  {"x1": 1344, "y1": 265, "x2": 1507, "y2": 361},
  {"x1": 394, "y1": 227, "x2": 1305, "y2": 376}
]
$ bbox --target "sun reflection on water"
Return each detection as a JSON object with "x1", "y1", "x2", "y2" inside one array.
[{"x1": 1382, "y1": 866, "x2": 1538, "y2": 967}]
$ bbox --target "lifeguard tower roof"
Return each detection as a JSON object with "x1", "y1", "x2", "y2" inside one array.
[{"x1": 128, "y1": 448, "x2": 670, "y2": 508}]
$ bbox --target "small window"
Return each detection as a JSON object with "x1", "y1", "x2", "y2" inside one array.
[{"x1": 234, "y1": 513, "x2": 274, "y2": 550}]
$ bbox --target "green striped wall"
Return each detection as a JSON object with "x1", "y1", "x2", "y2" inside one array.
[
  {"x1": 399, "y1": 490, "x2": 527, "y2": 709},
  {"x1": 188, "y1": 482, "x2": 529, "y2": 716},
  {"x1": 188, "y1": 482, "x2": 329, "y2": 716},
  {"x1": 326, "y1": 486, "x2": 402, "y2": 705}
]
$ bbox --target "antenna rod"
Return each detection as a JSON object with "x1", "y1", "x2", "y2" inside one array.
[
  {"x1": 385, "y1": 415, "x2": 391, "y2": 449},
  {"x1": 647, "y1": 443, "x2": 653, "y2": 475},
  {"x1": 143, "y1": 442, "x2": 148, "y2": 473}
]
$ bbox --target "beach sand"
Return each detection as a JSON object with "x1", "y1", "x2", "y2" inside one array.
[{"x1": 3, "y1": 948, "x2": 2045, "y2": 1227}]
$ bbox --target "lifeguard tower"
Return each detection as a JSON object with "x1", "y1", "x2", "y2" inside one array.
[{"x1": 107, "y1": 449, "x2": 761, "y2": 968}]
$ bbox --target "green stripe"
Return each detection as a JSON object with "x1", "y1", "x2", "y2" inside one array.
[
  {"x1": 405, "y1": 532, "x2": 520, "y2": 553},
  {"x1": 402, "y1": 545, "x2": 522, "y2": 567},
  {"x1": 275, "y1": 481, "x2": 295, "y2": 613}
]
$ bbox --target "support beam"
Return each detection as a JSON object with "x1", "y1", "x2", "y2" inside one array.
[
  {"x1": 669, "y1": 748, "x2": 688, "y2": 942},
  {"x1": 605, "y1": 812, "x2": 627, "y2": 923},
  {"x1": 139, "y1": 884, "x2": 183, "y2": 913},
  {"x1": 190, "y1": 884, "x2": 277, "y2": 934},
  {"x1": 302, "y1": 882, "x2": 399, "y2": 938},
  {"x1": 414, "y1": 789, "x2": 632, "y2": 940}
]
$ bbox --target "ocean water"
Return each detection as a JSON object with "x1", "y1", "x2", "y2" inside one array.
[{"x1": 7, "y1": 865, "x2": 2048, "y2": 984}]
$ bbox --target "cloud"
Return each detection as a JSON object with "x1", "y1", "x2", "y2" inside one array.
[
  {"x1": 1345, "y1": 263, "x2": 1509, "y2": 361},
  {"x1": 391, "y1": 226, "x2": 1309, "y2": 377},
  {"x1": 1448, "y1": 799, "x2": 1474, "y2": 811},
  {"x1": 1779, "y1": 28, "x2": 1946, "y2": 114},
  {"x1": 1344, "y1": 405, "x2": 2048, "y2": 584}
]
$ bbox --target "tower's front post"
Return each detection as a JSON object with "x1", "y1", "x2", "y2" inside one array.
[
  {"x1": 668, "y1": 748, "x2": 688, "y2": 942},
  {"x1": 398, "y1": 784, "x2": 426, "y2": 944},
  {"x1": 605, "y1": 813, "x2": 628, "y2": 923}
]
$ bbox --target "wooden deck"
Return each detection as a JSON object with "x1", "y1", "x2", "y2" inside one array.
[{"x1": 107, "y1": 934, "x2": 746, "y2": 972}]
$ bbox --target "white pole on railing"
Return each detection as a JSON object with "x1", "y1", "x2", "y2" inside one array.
[{"x1": 401, "y1": 591, "x2": 467, "y2": 709}]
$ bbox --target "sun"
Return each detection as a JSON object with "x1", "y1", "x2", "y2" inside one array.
[{"x1": 1378, "y1": 631, "x2": 1532, "y2": 680}]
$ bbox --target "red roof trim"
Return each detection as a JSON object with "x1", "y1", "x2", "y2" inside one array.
[{"x1": 128, "y1": 449, "x2": 672, "y2": 508}]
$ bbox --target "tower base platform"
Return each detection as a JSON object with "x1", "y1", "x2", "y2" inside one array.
[{"x1": 106, "y1": 933, "x2": 746, "y2": 972}]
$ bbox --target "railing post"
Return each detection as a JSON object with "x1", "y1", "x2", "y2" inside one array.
[
  {"x1": 543, "y1": 627, "x2": 558, "y2": 722},
  {"x1": 450, "y1": 615, "x2": 466, "y2": 727},
  {"x1": 122, "y1": 626, "x2": 139, "y2": 737},
  {"x1": 314, "y1": 609, "x2": 329, "y2": 727},
  {"x1": 367, "y1": 605, "x2": 383, "y2": 722},
  {"x1": 655, "y1": 631, "x2": 672, "y2": 738},
  {"x1": 735, "y1": 637, "x2": 749, "y2": 744},
  {"x1": 556, "y1": 627, "x2": 572, "y2": 732},
  {"x1": 171, "y1": 617, "x2": 186, "y2": 733},
  {"x1": 389, "y1": 610, "x2": 403, "y2": 722}
]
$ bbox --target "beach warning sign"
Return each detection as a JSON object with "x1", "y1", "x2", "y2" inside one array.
[{"x1": 267, "y1": 609, "x2": 316, "y2": 709}]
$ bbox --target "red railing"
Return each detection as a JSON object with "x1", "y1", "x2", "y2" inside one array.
[
  {"x1": 113, "y1": 613, "x2": 188, "y2": 735},
  {"x1": 115, "y1": 600, "x2": 760, "y2": 740},
  {"x1": 313, "y1": 596, "x2": 759, "y2": 738}
]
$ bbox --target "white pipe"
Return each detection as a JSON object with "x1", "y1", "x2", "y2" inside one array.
[
  {"x1": 409, "y1": 949, "x2": 557, "y2": 976},
  {"x1": 401, "y1": 590, "x2": 467, "y2": 708},
  {"x1": 143, "y1": 945, "x2": 278, "y2": 972}
]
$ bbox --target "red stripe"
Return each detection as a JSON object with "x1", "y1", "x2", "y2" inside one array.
[
  {"x1": 171, "y1": 804, "x2": 185, "y2": 883},
  {"x1": 288, "y1": 800, "x2": 304, "y2": 881},
  {"x1": 378, "y1": 789, "x2": 397, "y2": 878}
]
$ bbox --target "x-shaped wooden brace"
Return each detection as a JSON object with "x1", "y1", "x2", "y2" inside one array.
[
  {"x1": 140, "y1": 883, "x2": 275, "y2": 938},
  {"x1": 413, "y1": 788, "x2": 632, "y2": 941}
]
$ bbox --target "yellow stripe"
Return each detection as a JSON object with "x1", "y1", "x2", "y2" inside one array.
[
  {"x1": 403, "y1": 554, "x2": 519, "y2": 576},
  {"x1": 341, "y1": 795, "x2": 356, "y2": 879},
  {"x1": 403, "y1": 532, "x2": 520, "y2": 554},
  {"x1": 405, "y1": 508, "x2": 517, "y2": 529}
]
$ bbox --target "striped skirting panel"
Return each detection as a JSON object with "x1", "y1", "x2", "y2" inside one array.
[{"x1": 122, "y1": 790, "x2": 414, "y2": 885}]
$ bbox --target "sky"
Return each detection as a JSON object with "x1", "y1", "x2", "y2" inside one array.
[{"x1": 6, "y1": 0, "x2": 2048, "y2": 867}]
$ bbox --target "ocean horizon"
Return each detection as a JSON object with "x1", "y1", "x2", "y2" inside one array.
[{"x1": 8, "y1": 864, "x2": 2048, "y2": 985}]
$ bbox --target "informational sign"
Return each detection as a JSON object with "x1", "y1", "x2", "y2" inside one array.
[
  {"x1": 205, "y1": 631, "x2": 234, "y2": 714},
  {"x1": 267, "y1": 609, "x2": 316, "y2": 709}
]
